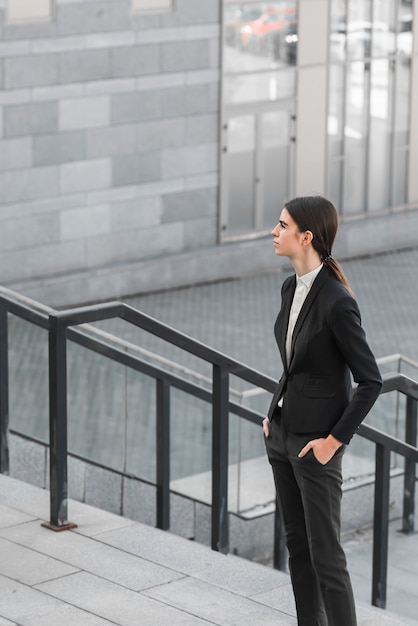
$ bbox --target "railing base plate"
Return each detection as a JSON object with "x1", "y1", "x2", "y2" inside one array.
[{"x1": 41, "y1": 521, "x2": 78, "y2": 532}]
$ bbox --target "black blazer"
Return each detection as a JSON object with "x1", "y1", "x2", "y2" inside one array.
[{"x1": 267, "y1": 265, "x2": 382, "y2": 444}]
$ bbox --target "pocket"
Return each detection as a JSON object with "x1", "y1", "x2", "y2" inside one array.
[
  {"x1": 302, "y1": 385, "x2": 335, "y2": 398},
  {"x1": 305, "y1": 448, "x2": 326, "y2": 466},
  {"x1": 301, "y1": 445, "x2": 345, "y2": 467}
]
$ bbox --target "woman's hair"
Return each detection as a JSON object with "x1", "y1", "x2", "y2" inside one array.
[{"x1": 284, "y1": 195, "x2": 353, "y2": 295}]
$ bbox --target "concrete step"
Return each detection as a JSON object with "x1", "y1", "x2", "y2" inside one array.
[{"x1": 0, "y1": 474, "x2": 416, "y2": 626}]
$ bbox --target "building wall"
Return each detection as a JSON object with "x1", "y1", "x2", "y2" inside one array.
[
  {"x1": 1, "y1": 0, "x2": 418, "y2": 308},
  {"x1": 0, "y1": 0, "x2": 221, "y2": 305}
]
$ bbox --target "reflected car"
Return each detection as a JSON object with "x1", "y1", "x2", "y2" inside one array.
[
  {"x1": 225, "y1": 8, "x2": 264, "y2": 47},
  {"x1": 273, "y1": 20, "x2": 298, "y2": 64},
  {"x1": 239, "y1": 7, "x2": 297, "y2": 56}
]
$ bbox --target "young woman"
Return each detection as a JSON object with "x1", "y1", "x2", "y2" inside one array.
[{"x1": 263, "y1": 195, "x2": 382, "y2": 626}]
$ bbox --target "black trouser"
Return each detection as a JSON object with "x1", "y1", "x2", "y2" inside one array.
[{"x1": 265, "y1": 417, "x2": 357, "y2": 626}]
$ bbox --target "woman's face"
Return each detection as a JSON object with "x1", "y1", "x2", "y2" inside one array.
[{"x1": 271, "y1": 208, "x2": 304, "y2": 258}]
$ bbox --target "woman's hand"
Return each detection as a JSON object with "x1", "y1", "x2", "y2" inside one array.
[
  {"x1": 298, "y1": 434, "x2": 342, "y2": 465},
  {"x1": 262, "y1": 418, "x2": 270, "y2": 437}
]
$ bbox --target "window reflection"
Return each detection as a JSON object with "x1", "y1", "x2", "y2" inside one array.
[
  {"x1": 224, "y1": 2, "x2": 298, "y2": 104},
  {"x1": 224, "y1": 69, "x2": 295, "y2": 104},
  {"x1": 397, "y1": 13, "x2": 413, "y2": 63},
  {"x1": 226, "y1": 115, "x2": 256, "y2": 234},
  {"x1": 328, "y1": 0, "x2": 413, "y2": 214}
]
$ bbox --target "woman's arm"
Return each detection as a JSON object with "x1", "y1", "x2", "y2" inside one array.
[{"x1": 328, "y1": 296, "x2": 382, "y2": 444}]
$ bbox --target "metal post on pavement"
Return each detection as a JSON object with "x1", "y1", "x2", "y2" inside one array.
[
  {"x1": 371, "y1": 443, "x2": 390, "y2": 609},
  {"x1": 156, "y1": 378, "x2": 170, "y2": 531},
  {"x1": 42, "y1": 314, "x2": 76, "y2": 531},
  {"x1": 401, "y1": 396, "x2": 417, "y2": 534},
  {"x1": 0, "y1": 309, "x2": 9, "y2": 476},
  {"x1": 212, "y1": 363, "x2": 229, "y2": 555}
]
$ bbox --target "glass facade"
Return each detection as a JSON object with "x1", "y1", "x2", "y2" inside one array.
[
  {"x1": 327, "y1": 0, "x2": 413, "y2": 216},
  {"x1": 222, "y1": 0, "x2": 414, "y2": 239},
  {"x1": 222, "y1": 1, "x2": 298, "y2": 239},
  {"x1": 224, "y1": 1, "x2": 298, "y2": 105}
]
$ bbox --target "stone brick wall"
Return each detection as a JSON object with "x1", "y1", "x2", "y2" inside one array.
[{"x1": 0, "y1": 0, "x2": 220, "y2": 305}]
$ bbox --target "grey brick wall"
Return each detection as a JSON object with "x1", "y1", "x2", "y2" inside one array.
[{"x1": 0, "y1": 0, "x2": 220, "y2": 305}]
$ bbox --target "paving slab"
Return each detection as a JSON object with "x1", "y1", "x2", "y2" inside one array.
[
  {"x1": 142, "y1": 576, "x2": 296, "y2": 626},
  {"x1": 0, "y1": 536, "x2": 78, "y2": 586},
  {"x1": 0, "y1": 520, "x2": 184, "y2": 592},
  {"x1": 0, "y1": 574, "x2": 116, "y2": 626},
  {"x1": 96, "y1": 521, "x2": 290, "y2": 596},
  {"x1": 35, "y1": 571, "x2": 211, "y2": 626}
]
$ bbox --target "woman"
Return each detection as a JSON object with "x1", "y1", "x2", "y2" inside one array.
[{"x1": 263, "y1": 195, "x2": 382, "y2": 626}]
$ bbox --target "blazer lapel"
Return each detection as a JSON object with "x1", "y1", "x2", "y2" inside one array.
[
  {"x1": 276, "y1": 275, "x2": 296, "y2": 371},
  {"x1": 288, "y1": 267, "x2": 328, "y2": 367}
]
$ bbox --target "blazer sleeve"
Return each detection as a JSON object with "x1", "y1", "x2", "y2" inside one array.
[{"x1": 328, "y1": 295, "x2": 382, "y2": 444}]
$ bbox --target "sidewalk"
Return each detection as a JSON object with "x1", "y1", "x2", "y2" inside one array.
[{"x1": 0, "y1": 474, "x2": 415, "y2": 626}]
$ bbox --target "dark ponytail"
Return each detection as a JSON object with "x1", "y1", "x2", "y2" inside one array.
[{"x1": 285, "y1": 195, "x2": 353, "y2": 296}]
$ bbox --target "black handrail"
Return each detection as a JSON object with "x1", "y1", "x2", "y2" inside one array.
[
  {"x1": 47, "y1": 301, "x2": 276, "y2": 552},
  {"x1": 0, "y1": 291, "x2": 417, "y2": 611}
]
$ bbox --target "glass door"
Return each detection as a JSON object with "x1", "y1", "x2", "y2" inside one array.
[
  {"x1": 221, "y1": 106, "x2": 294, "y2": 240},
  {"x1": 260, "y1": 109, "x2": 292, "y2": 230},
  {"x1": 222, "y1": 114, "x2": 257, "y2": 237}
]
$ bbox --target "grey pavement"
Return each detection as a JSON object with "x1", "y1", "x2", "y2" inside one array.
[{"x1": 0, "y1": 474, "x2": 415, "y2": 626}]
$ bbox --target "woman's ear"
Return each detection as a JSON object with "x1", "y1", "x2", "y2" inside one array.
[{"x1": 301, "y1": 230, "x2": 314, "y2": 246}]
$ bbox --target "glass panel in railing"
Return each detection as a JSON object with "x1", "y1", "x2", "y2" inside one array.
[
  {"x1": 343, "y1": 436, "x2": 375, "y2": 483},
  {"x1": 344, "y1": 391, "x2": 401, "y2": 480},
  {"x1": 94, "y1": 317, "x2": 213, "y2": 388},
  {"x1": 66, "y1": 341, "x2": 127, "y2": 471},
  {"x1": 125, "y1": 368, "x2": 156, "y2": 483},
  {"x1": 8, "y1": 315, "x2": 49, "y2": 442},
  {"x1": 366, "y1": 392, "x2": 400, "y2": 439},
  {"x1": 169, "y1": 388, "x2": 212, "y2": 505},
  {"x1": 229, "y1": 411, "x2": 273, "y2": 516},
  {"x1": 228, "y1": 381, "x2": 273, "y2": 515},
  {"x1": 399, "y1": 356, "x2": 418, "y2": 381}
]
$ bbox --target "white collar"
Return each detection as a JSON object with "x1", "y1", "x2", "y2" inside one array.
[{"x1": 297, "y1": 264, "x2": 323, "y2": 290}]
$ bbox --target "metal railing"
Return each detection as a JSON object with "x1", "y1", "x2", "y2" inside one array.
[{"x1": 0, "y1": 288, "x2": 417, "y2": 610}]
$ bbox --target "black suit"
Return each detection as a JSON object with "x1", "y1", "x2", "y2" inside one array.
[{"x1": 265, "y1": 266, "x2": 382, "y2": 626}]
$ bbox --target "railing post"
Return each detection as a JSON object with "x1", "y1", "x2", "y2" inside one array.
[
  {"x1": 212, "y1": 363, "x2": 229, "y2": 554},
  {"x1": 401, "y1": 396, "x2": 417, "y2": 534},
  {"x1": 42, "y1": 315, "x2": 76, "y2": 531},
  {"x1": 372, "y1": 443, "x2": 390, "y2": 609},
  {"x1": 156, "y1": 378, "x2": 170, "y2": 531},
  {"x1": 0, "y1": 309, "x2": 9, "y2": 475}
]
